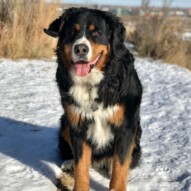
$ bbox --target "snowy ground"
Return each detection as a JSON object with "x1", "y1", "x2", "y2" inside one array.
[{"x1": 0, "y1": 58, "x2": 191, "y2": 191}]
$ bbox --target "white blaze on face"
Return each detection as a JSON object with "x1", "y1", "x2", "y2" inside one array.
[{"x1": 72, "y1": 35, "x2": 92, "y2": 62}]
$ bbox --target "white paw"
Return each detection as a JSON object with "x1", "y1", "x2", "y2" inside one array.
[
  {"x1": 61, "y1": 159, "x2": 74, "y2": 171},
  {"x1": 57, "y1": 171, "x2": 74, "y2": 191}
]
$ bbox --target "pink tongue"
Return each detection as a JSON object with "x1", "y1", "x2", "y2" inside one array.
[
  {"x1": 74, "y1": 62, "x2": 91, "y2": 77},
  {"x1": 73, "y1": 55, "x2": 100, "y2": 77}
]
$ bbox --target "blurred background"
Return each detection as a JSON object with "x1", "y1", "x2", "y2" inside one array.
[{"x1": 0, "y1": 0, "x2": 191, "y2": 70}]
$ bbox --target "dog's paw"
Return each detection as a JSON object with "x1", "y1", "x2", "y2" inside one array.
[
  {"x1": 56, "y1": 160, "x2": 74, "y2": 191},
  {"x1": 61, "y1": 160, "x2": 74, "y2": 172},
  {"x1": 57, "y1": 171, "x2": 74, "y2": 191}
]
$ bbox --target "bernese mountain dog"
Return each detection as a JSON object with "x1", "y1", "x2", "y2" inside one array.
[{"x1": 44, "y1": 7, "x2": 142, "y2": 191}]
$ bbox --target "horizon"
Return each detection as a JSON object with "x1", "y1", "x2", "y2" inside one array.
[{"x1": 62, "y1": 0, "x2": 191, "y2": 8}]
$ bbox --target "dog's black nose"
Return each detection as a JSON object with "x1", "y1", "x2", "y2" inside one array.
[{"x1": 74, "y1": 44, "x2": 89, "y2": 57}]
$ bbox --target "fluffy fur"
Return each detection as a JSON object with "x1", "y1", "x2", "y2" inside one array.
[{"x1": 44, "y1": 7, "x2": 143, "y2": 191}]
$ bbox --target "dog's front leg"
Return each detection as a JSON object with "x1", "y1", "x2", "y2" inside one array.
[
  {"x1": 109, "y1": 128, "x2": 134, "y2": 191},
  {"x1": 71, "y1": 136, "x2": 92, "y2": 191}
]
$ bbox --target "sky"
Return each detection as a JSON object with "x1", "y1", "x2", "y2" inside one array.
[{"x1": 62, "y1": 0, "x2": 191, "y2": 8}]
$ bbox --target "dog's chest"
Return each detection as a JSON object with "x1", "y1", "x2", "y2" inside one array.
[
  {"x1": 69, "y1": 83, "x2": 98, "y2": 113},
  {"x1": 69, "y1": 84, "x2": 116, "y2": 150}
]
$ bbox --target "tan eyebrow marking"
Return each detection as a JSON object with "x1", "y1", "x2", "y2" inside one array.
[
  {"x1": 73, "y1": 24, "x2": 80, "y2": 31},
  {"x1": 89, "y1": 24, "x2": 95, "y2": 31}
]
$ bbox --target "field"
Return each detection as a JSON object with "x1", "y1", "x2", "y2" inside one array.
[
  {"x1": 124, "y1": 16, "x2": 191, "y2": 70},
  {"x1": 0, "y1": 2, "x2": 191, "y2": 190},
  {"x1": 0, "y1": 57, "x2": 191, "y2": 191},
  {"x1": 0, "y1": 1, "x2": 191, "y2": 70},
  {"x1": 0, "y1": 0, "x2": 59, "y2": 59}
]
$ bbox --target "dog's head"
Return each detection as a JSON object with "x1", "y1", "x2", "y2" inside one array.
[{"x1": 44, "y1": 8, "x2": 129, "y2": 78}]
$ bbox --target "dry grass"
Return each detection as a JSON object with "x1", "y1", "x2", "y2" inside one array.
[
  {"x1": 124, "y1": 16, "x2": 191, "y2": 70},
  {"x1": 1, "y1": 2, "x2": 191, "y2": 70},
  {"x1": 0, "y1": 0, "x2": 60, "y2": 59}
]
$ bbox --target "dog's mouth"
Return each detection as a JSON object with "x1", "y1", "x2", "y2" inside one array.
[{"x1": 72, "y1": 52, "x2": 103, "y2": 77}]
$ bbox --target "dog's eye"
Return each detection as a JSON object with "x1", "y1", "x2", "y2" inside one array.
[
  {"x1": 72, "y1": 24, "x2": 80, "y2": 36},
  {"x1": 92, "y1": 31, "x2": 101, "y2": 37},
  {"x1": 71, "y1": 29, "x2": 78, "y2": 36}
]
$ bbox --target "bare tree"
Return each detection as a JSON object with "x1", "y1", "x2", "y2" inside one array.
[
  {"x1": 163, "y1": 0, "x2": 173, "y2": 8},
  {"x1": 163, "y1": 0, "x2": 173, "y2": 16},
  {"x1": 141, "y1": 0, "x2": 150, "y2": 10}
]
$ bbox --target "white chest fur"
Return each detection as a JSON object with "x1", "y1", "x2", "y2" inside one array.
[{"x1": 68, "y1": 69, "x2": 119, "y2": 150}]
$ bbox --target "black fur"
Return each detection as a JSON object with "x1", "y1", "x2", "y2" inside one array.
[{"x1": 44, "y1": 7, "x2": 142, "y2": 175}]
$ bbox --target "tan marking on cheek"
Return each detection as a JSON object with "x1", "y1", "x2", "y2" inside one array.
[
  {"x1": 65, "y1": 104, "x2": 82, "y2": 128},
  {"x1": 74, "y1": 24, "x2": 80, "y2": 31},
  {"x1": 63, "y1": 44, "x2": 72, "y2": 69},
  {"x1": 108, "y1": 105, "x2": 125, "y2": 127},
  {"x1": 89, "y1": 24, "x2": 95, "y2": 31},
  {"x1": 96, "y1": 45, "x2": 109, "y2": 70},
  {"x1": 89, "y1": 40, "x2": 110, "y2": 70},
  {"x1": 74, "y1": 142, "x2": 91, "y2": 191},
  {"x1": 110, "y1": 144, "x2": 134, "y2": 191}
]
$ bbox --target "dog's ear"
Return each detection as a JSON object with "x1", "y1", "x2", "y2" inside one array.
[
  {"x1": 44, "y1": 8, "x2": 84, "y2": 38},
  {"x1": 111, "y1": 21, "x2": 126, "y2": 57},
  {"x1": 103, "y1": 12, "x2": 127, "y2": 58},
  {"x1": 43, "y1": 16, "x2": 65, "y2": 37}
]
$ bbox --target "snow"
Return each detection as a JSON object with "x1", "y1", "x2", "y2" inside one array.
[
  {"x1": 0, "y1": 58, "x2": 191, "y2": 191},
  {"x1": 182, "y1": 32, "x2": 191, "y2": 41}
]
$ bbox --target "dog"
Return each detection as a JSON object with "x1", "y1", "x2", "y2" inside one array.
[{"x1": 44, "y1": 7, "x2": 142, "y2": 191}]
